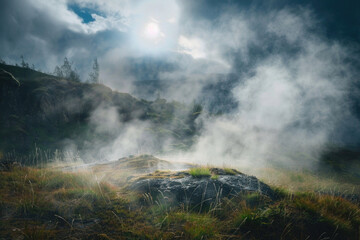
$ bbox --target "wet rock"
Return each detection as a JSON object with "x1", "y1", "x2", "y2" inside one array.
[{"x1": 130, "y1": 172, "x2": 274, "y2": 208}]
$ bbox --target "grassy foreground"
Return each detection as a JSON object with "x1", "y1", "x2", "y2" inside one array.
[{"x1": 0, "y1": 164, "x2": 359, "y2": 240}]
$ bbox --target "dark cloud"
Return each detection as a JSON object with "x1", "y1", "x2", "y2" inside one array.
[
  {"x1": 0, "y1": 0, "x2": 80, "y2": 60},
  {"x1": 0, "y1": 0, "x2": 127, "y2": 78},
  {"x1": 1, "y1": 0, "x2": 358, "y2": 81},
  {"x1": 179, "y1": 0, "x2": 360, "y2": 42}
]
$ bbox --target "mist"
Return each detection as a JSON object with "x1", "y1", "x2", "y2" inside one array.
[
  {"x1": 1, "y1": 0, "x2": 359, "y2": 172},
  {"x1": 60, "y1": 5, "x2": 358, "y2": 174},
  {"x1": 2, "y1": 2, "x2": 360, "y2": 239}
]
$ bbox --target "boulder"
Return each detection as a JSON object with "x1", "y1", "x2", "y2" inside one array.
[{"x1": 129, "y1": 169, "x2": 274, "y2": 208}]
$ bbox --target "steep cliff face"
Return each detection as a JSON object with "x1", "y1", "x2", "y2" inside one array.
[{"x1": 0, "y1": 64, "x2": 201, "y2": 157}]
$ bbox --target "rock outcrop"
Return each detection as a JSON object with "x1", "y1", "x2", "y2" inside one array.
[{"x1": 130, "y1": 168, "x2": 274, "y2": 208}]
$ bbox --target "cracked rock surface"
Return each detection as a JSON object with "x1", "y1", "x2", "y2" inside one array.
[{"x1": 130, "y1": 168, "x2": 274, "y2": 207}]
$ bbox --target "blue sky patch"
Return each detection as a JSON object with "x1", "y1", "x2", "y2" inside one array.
[{"x1": 68, "y1": 4, "x2": 104, "y2": 23}]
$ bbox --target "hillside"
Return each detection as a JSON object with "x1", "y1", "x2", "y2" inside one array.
[
  {"x1": 1, "y1": 64, "x2": 359, "y2": 239},
  {"x1": 0, "y1": 64, "x2": 201, "y2": 161},
  {"x1": 1, "y1": 158, "x2": 359, "y2": 239}
]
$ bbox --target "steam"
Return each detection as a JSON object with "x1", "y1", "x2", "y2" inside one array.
[
  {"x1": 187, "y1": 46, "x2": 349, "y2": 168},
  {"x1": 151, "y1": 7, "x2": 357, "y2": 169},
  {"x1": 3, "y1": 0, "x2": 357, "y2": 170},
  {"x1": 65, "y1": 6, "x2": 358, "y2": 172}
]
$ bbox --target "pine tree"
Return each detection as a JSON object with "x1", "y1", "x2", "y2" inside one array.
[
  {"x1": 20, "y1": 55, "x2": 29, "y2": 68},
  {"x1": 88, "y1": 58, "x2": 99, "y2": 84},
  {"x1": 54, "y1": 57, "x2": 80, "y2": 82}
]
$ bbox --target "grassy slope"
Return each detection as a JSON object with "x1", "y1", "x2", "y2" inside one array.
[
  {"x1": 1, "y1": 65, "x2": 360, "y2": 239},
  {"x1": 0, "y1": 64, "x2": 201, "y2": 159},
  {"x1": 0, "y1": 165, "x2": 359, "y2": 240}
]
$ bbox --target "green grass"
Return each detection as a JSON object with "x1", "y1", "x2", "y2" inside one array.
[
  {"x1": 210, "y1": 174, "x2": 219, "y2": 180},
  {"x1": 224, "y1": 168, "x2": 237, "y2": 175},
  {"x1": 0, "y1": 165, "x2": 163, "y2": 239},
  {"x1": 189, "y1": 167, "x2": 211, "y2": 178},
  {"x1": 250, "y1": 167, "x2": 360, "y2": 194},
  {"x1": 230, "y1": 192, "x2": 360, "y2": 239},
  {"x1": 165, "y1": 212, "x2": 219, "y2": 239},
  {"x1": 1, "y1": 164, "x2": 360, "y2": 239}
]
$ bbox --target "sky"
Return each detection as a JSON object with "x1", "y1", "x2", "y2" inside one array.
[
  {"x1": 0, "y1": 0, "x2": 358, "y2": 91},
  {"x1": 0, "y1": 0, "x2": 360, "y2": 166}
]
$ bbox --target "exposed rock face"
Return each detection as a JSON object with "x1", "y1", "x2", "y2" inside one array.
[
  {"x1": 130, "y1": 168, "x2": 274, "y2": 208},
  {"x1": 63, "y1": 155, "x2": 275, "y2": 208}
]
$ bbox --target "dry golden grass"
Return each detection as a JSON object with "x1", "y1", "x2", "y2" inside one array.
[
  {"x1": 253, "y1": 167, "x2": 360, "y2": 195},
  {"x1": 1, "y1": 163, "x2": 359, "y2": 239}
]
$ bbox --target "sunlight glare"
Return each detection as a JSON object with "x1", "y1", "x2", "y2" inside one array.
[
  {"x1": 144, "y1": 22, "x2": 160, "y2": 40},
  {"x1": 130, "y1": 0, "x2": 180, "y2": 54}
]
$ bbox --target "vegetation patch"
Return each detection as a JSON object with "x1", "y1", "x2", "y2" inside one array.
[
  {"x1": 166, "y1": 212, "x2": 219, "y2": 239},
  {"x1": 223, "y1": 168, "x2": 237, "y2": 175},
  {"x1": 1, "y1": 164, "x2": 359, "y2": 239},
  {"x1": 210, "y1": 174, "x2": 219, "y2": 180},
  {"x1": 189, "y1": 167, "x2": 211, "y2": 178}
]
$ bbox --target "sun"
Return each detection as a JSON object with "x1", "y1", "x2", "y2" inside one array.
[
  {"x1": 131, "y1": 17, "x2": 178, "y2": 54},
  {"x1": 140, "y1": 20, "x2": 165, "y2": 46},
  {"x1": 144, "y1": 22, "x2": 160, "y2": 40},
  {"x1": 128, "y1": 0, "x2": 180, "y2": 54}
]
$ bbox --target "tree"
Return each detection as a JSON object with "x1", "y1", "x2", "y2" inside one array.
[
  {"x1": 88, "y1": 58, "x2": 99, "y2": 84},
  {"x1": 20, "y1": 55, "x2": 29, "y2": 68},
  {"x1": 54, "y1": 66, "x2": 63, "y2": 78},
  {"x1": 54, "y1": 57, "x2": 80, "y2": 82}
]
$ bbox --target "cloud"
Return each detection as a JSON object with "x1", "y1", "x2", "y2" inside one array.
[
  {"x1": 172, "y1": 7, "x2": 359, "y2": 170},
  {"x1": 0, "y1": 0, "x2": 130, "y2": 78},
  {"x1": 0, "y1": 0, "x2": 359, "y2": 170},
  {"x1": 83, "y1": 14, "x2": 128, "y2": 33},
  {"x1": 178, "y1": 36, "x2": 206, "y2": 59}
]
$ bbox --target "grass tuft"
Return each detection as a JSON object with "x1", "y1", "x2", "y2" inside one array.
[
  {"x1": 224, "y1": 168, "x2": 237, "y2": 175},
  {"x1": 210, "y1": 174, "x2": 219, "y2": 180},
  {"x1": 189, "y1": 167, "x2": 211, "y2": 178},
  {"x1": 165, "y1": 212, "x2": 219, "y2": 239}
]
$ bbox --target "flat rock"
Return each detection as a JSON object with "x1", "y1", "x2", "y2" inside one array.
[{"x1": 130, "y1": 170, "x2": 274, "y2": 208}]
